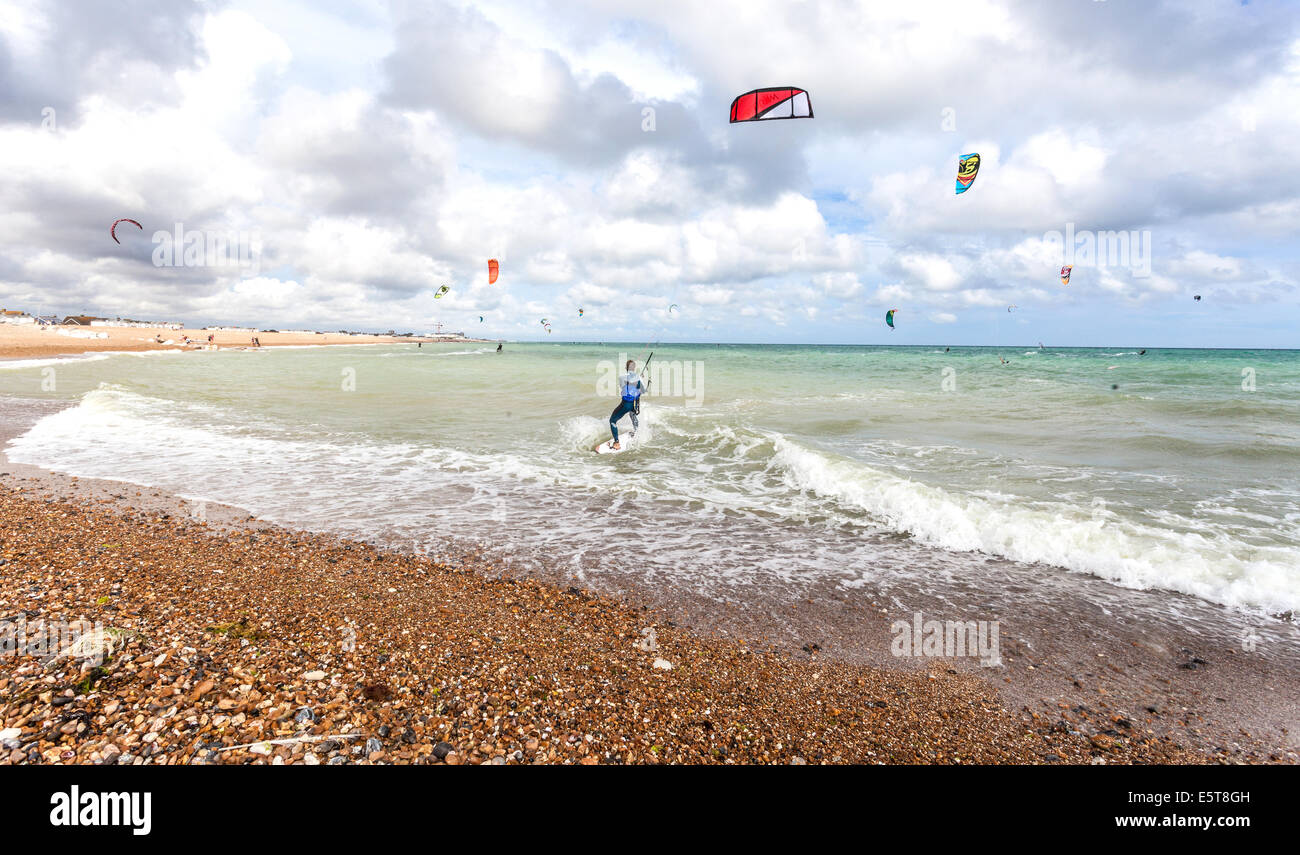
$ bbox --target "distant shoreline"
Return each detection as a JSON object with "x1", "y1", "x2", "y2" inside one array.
[{"x1": 0, "y1": 323, "x2": 492, "y2": 359}]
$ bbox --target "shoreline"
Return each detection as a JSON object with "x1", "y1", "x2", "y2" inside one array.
[
  {"x1": 0, "y1": 400, "x2": 1294, "y2": 764},
  {"x1": 0, "y1": 324, "x2": 492, "y2": 360},
  {"x1": 0, "y1": 476, "x2": 1205, "y2": 765}
]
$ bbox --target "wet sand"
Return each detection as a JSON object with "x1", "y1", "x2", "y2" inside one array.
[{"x1": 0, "y1": 398, "x2": 1294, "y2": 763}]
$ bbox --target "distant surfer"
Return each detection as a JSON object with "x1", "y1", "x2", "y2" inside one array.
[
  {"x1": 1139, "y1": 349, "x2": 1147, "y2": 355},
  {"x1": 496, "y1": 342, "x2": 503, "y2": 353},
  {"x1": 608, "y1": 359, "x2": 646, "y2": 450}
]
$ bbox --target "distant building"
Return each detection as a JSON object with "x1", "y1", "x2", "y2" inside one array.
[
  {"x1": 94, "y1": 318, "x2": 184, "y2": 330},
  {"x1": 0, "y1": 309, "x2": 34, "y2": 325},
  {"x1": 63, "y1": 315, "x2": 106, "y2": 325}
]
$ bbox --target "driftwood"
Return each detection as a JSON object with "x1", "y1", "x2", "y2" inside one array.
[{"x1": 217, "y1": 733, "x2": 366, "y2": 752}]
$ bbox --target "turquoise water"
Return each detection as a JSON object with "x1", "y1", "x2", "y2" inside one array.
[{"x1": 3, "y1": 342, "x2": 1298, "y2": 614}]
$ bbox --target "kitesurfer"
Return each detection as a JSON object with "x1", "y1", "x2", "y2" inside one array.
[{"x1": 609, "y1": 359, "x2": 646, "y2": 450}]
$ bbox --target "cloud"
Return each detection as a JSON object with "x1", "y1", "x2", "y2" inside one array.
[{"x1": 0, "y1": 0, "x2": 1297, "y2": 345}]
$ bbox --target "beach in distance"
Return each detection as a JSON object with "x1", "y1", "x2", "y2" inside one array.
[
  {"x1": 0, "y1": 322, "x2": 478, "y2": 359},
  {"x1": 1, "y1": 339, "x2": 1296, "y2": 764}
]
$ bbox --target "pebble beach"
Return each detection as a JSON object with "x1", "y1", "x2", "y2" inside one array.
[{"x1": 0, "y1": 478, "x2": 1210, "y2": 766}]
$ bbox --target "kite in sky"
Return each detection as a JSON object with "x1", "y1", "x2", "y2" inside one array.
[
  {"x1": 110, "y1": 218, "x2": 141, "y2": 244},
  {"x1": 729, "y1": 87, "x2": 813, "y2": 122},
  {"x1": 578, "y1": 308, "x2": 584, "y2": 317},
  {"x1": 1060, "y1": 265, "x2": 1072, "y2": 286},
  {"x1": 434, "y1": 285, "x2": 450, "y2": 299},
  {"x1": 488, "y1": 259, "x2": 499, "y2": 284},
  {"x1": 955, "y1": 153, "x2": 980, "y2": 194},
  {"x1": 886, "y1": 309, "x2": 897, "y2": 330}
]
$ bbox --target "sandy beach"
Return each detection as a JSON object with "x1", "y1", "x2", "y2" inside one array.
[{"x1": 0, "y1": 323, "x2": 480, "y2": 359}]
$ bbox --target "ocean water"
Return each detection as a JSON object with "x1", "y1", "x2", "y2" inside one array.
[{"x1": 3, "y1": 342, "x2": 1298, "y2": 616}]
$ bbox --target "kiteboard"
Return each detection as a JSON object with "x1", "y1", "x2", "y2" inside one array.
[{"x1": 593, "y1": 432, "x2": 636, "y2": 454}]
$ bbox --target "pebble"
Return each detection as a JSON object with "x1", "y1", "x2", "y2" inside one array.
[{"x1": 0, "y1": 486, "x2": 1213, "y2": 766}]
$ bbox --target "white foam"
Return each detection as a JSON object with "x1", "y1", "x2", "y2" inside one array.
[
  {"x1": 9, "y1": 385, "x2": 1300, "y2": 616},
  {"x1": 767, "y1": 436, "x2": 1300, "y2": 614},
  {"x1": 0, "y1": 354, "x2": 112, "y2": 370}
]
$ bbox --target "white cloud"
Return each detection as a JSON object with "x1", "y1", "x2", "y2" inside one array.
[{"x1": 0, "y1": 1, "x2": 1297, "y2": 344}]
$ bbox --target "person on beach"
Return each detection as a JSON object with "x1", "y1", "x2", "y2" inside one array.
[
  {"x1": 608, "y1": 359, "x2": 647, "y2": 449},
  {"x1": 496, "y1": 343, "x2": 503, "y2": 353}
]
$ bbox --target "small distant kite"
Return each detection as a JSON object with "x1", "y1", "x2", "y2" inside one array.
[
  {"x1": 110, "y1": 218, "x2": 142, "y2": 244},
  {"x1": 885, "y1": 309, "x2": 897, "y2": 330},
  {"x1": 1007, "y1": 305, "x2": 1017, "y2": 312},
  {"x1": 668, "y1": 303, "x2": 680, "y2": 314},
  {"x1": 540, "y1": 318, "x2": 547, "y2": 326},
  {"x1": 578, "y1": 308, "x2": 584, "y2": 317},
  {"x1": 434, "y1": 285, "x2": 450, "y2": 299},
  {"x1": 1060, "y1": 265, "x2": 1072, "y2": 286},
  {"x1": 1194, "y1": 295, "x2": 1201, "y2": 301},
  {"x1": 488, "y1": 259, "x2": 499, "y2": 284},
  {"x1": 478, "y1": 316, "x2": 484, "y2": 323},
  {"x1": 729, "y1": 87, "x2": 813, "y2": 123},
  {"x1": 955, "y1": 153, "x2": 980, "y2": 194}
]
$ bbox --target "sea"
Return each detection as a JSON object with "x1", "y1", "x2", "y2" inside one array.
[{"x1": 2, "y1": 342, "x2": 1298, "y2": 620}]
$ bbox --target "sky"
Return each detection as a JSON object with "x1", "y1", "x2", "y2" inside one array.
[{"x1": 1, "y1": 0, "x2": 1298, "y2": 347}]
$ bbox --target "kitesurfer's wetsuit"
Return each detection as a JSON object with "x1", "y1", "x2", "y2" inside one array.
[{"x1": 610, "y1": 371, "x2": 645, "y2": 443}]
